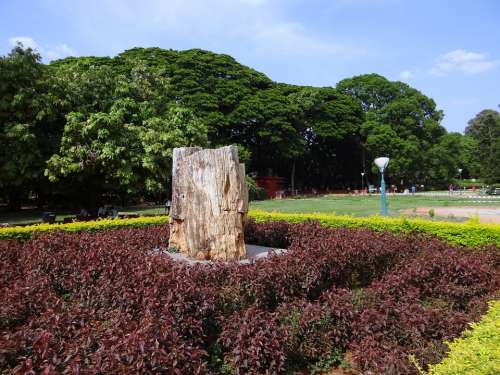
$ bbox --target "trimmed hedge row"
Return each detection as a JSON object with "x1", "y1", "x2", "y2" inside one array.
[
  {"x1": 428, "y1": 300, "x2": 500, "y2": 375},
  {"x1": 249, "y1": 210, "x2": 500, "y2": 248},
  {"x1": 1, "y1": 211, "x2": 500, "y2": 248},
  {"x1": 0, "y1": 216, "x2": 168, "y2": 240}
]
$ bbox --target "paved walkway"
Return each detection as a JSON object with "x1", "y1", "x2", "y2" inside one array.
[
  {"x1": 415, "y1": 191, "x2": 500, "y2": 201},
  {"x1": 401, "y1": 206, "x2": 500, "y2": 224}
]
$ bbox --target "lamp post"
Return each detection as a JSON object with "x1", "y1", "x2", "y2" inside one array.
[
  {"x1": 458, "y1": 168, "x2": 463, "y2": 190},
  {"x1": 374, "y1": 157, "x2": 390, "y2": 216},
  {"x1": 361, "y1": 172, "x2": 365, "y2": 191}
]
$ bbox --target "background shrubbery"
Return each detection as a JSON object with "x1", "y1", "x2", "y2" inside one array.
[
  {"x1": 4, "y1": 45, "x2": 499, "y2": 210},
  {"x1": 247, "y1": 176, "x2": 267, "y2": 201},
  {"x1": 2, "y1": 211, "x2": 500, "y2": 248},
  {"x1": 1, "y1": 221, "x2": 498, "y2": 374}
]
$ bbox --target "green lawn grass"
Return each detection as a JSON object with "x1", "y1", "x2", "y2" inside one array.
[
  {"x1": 0, "y1": 210, "x2": 77, "y2": 225},
  {"x1": 250, "y1": 194, "x2": 500, "y2": 217},
  {"x1": 0, "y1": 205, "x2": 166, "y2": 225},
  {"x1": 1, "y1": 194, "x2": 498, "y2": 225}
]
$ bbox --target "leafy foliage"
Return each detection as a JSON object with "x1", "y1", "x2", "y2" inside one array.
[
  {"x1": 427, "y1": 300, "x2": 500, "y2": 375},
  {"x1": 246, "y1": 176, "x2": 267, "y2": 201},
  {"x1": 45, "y1": 60, "x2": 208, "y2": 200},
  {"x1": 465, "y1": 108, "x2": 500, "y2": 183},
  {"x1": 0, "y1": 45, "x2": 476, "y2": 209},
  {"x1": 337, "y1": 74, "x2": 453, "y2": 187},
  {"x1": 0, "y1": 215, "x2": 168, "y2": 240},
  {"x1": 1, "y1": 222, "x2": 498, "y2": 374},
  {"x1": 2, "y1": 210, "x2": 500, "y2": 248},
  {"x1": 0, "y1": 45, "x2": 45, "y2": 209}
]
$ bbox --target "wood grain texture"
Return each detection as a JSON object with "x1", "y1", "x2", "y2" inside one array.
[{"x1": 168, "y1": 145, "x2": 248, "y2": 260}]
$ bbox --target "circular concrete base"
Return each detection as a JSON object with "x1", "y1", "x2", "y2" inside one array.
[{"x1": 155, "y1": 244, "x2": 287, "y2": 265}]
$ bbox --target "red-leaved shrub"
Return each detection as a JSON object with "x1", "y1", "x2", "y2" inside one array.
[{"x1": 1, "y1": 221, "x2": 498, "y2": 374}]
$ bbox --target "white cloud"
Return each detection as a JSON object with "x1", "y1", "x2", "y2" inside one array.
[
  {"x1": 44, "y1": 44, "x2": 78, "y2": 60},
  {"x1": 8, "y1": 36, "x2": 77, "y2": 61},
  {"x1": 54, "y1": 0, "x2": 365, "y2": 60},
  {"x1": 9, "y1": 36, "x2": 39, "y2": 50},
  {"x1": 251, "y1": 21, "x2": 364, "y2": 57},
  {"x1": 431, "y1": 49, "x2": 499, "y2": 76},
  {"x1": 399, "y1": 70, "x2": 414, "y2": 80}
]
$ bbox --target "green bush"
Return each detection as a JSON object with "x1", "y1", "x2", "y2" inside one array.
[
  {"x1": 2, "y1": 210, "x2": 500, "y2": 248},
  {"x1": 0, "y1": 216, "x2": 168, "y2": 240},
  {"x1": 427, "y1": 300, "x2": 500, "y2": 375},
  {"x1": 451, "y1": 179, "x2": 485, "y2": 188},
  {"x1": 248, "y1": 211, "x2": 500, "y2": 248},
  {"x1": 247, "y1": 176, "x2": 267, "y2": 201}
]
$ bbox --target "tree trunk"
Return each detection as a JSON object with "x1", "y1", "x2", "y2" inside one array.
[
  {"x1": 168, "y1": 145, "x2": 248, "y2": 261},
  {"x1": 7, "y1": 189, "x2": 23, "y2": 211}
]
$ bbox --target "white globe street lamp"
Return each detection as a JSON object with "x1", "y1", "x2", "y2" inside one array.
[
  {"x1": 374, "y1": 157, "x2": 390, "y2": 173},
  {"x1": 374, "y1": 157, "x2": 390, "y2": 216},
  {"x1": 458, "y1": 168, "x2": 463, "y2": 190}
]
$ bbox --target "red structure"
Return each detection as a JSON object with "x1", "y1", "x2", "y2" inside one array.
[{"x1": 254, "y1": 176, "x2": 285, "y2": 198}]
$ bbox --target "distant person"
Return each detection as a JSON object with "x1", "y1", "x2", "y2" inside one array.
[
  {"x1": 109, "y1": 206, "x2": 118, "y2": 219},
  {"x1": 98, "y1": 205, "x2": 106, "y2": 218},
  {"x1": 448, "y1": 183, "x2": 453, "y2": 195},
  {"x1": 165, "y1": 199, "x2": 172, "y2": 215},
  {"x1": 79, "y1": 208, "x2": 89, "y2": 217},
  {"x1": 411, "y1": 185, "x2": 416, "y2": 195}
]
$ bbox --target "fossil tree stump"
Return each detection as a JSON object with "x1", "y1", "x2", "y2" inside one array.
[{"x1": 168, "y1": 145, "x2": 248, "y2": 261}]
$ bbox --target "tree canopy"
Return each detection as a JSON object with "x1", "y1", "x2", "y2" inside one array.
[
  {"x1": 0, "y1": 45, "x2": 483, "y2": 209},
  {"x1": 337, "y1": 74, "x2": 447, "y2": 188},
  {"x1": 465, "y1": 108, "x2": 500, "y2": 183},
  {"x1": 0, "y1": 45, "x2": 45, "y2": 209}
]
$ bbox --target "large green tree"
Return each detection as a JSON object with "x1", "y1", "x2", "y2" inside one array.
[
  {"x1": 337, "y1": 74, "x2": 450, "y2": 188},
  {"x1": 0, "y1": 44, "x2": 45, "y2": 209},
  {"x1": 1, "y1": 46, "x2": 470, "y2": 210},
  {"x1": 116, "y1": 48, "x2": 273, "y2": 144},
  {"x1": 287, "y1": 86, "x2": 364, "y2": 189},
  {"x1": 465, "y1": 108, "x2": 500, "y2": 183},
  {"x1": 458, "y1": 135, "x2": 481, "y2": 179},
  {"x1": 46, "y1": 60, "x2": 208, "y2": 207},
  {"x1": 228, "y1": 85, "x2": 304, "y2": 176}
]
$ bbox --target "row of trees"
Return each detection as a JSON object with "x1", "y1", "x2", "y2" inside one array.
[{"x1": 1, "y1": 45, "x2": 497, "y2": 209}]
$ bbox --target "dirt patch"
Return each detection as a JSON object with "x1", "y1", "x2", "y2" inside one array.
[{"x1": 401, "y1": 206, "x2": 500, "y2": 224}]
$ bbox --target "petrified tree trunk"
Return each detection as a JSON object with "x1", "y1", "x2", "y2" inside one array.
[{"x1": 168, "y1": 145, "x2": 248, "y2": 261}]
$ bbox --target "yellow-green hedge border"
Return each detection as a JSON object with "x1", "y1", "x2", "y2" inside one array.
[
  {"x1": 0, "y1": 216, "x2": 168, "y2": 240},
  {"x1": 249, "y1": 211, "x2": 500, "y2": 248},
  {"x1": 1, "y1": 211, "x2": 500, "y2": 248},
  {"x1": 427, "y1": 300, "x2": 500, "y2": 375}
]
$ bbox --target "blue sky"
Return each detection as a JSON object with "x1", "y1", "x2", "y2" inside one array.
[{"x1": 1, "y1": 0, "x2": 499, "y2": 133}]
